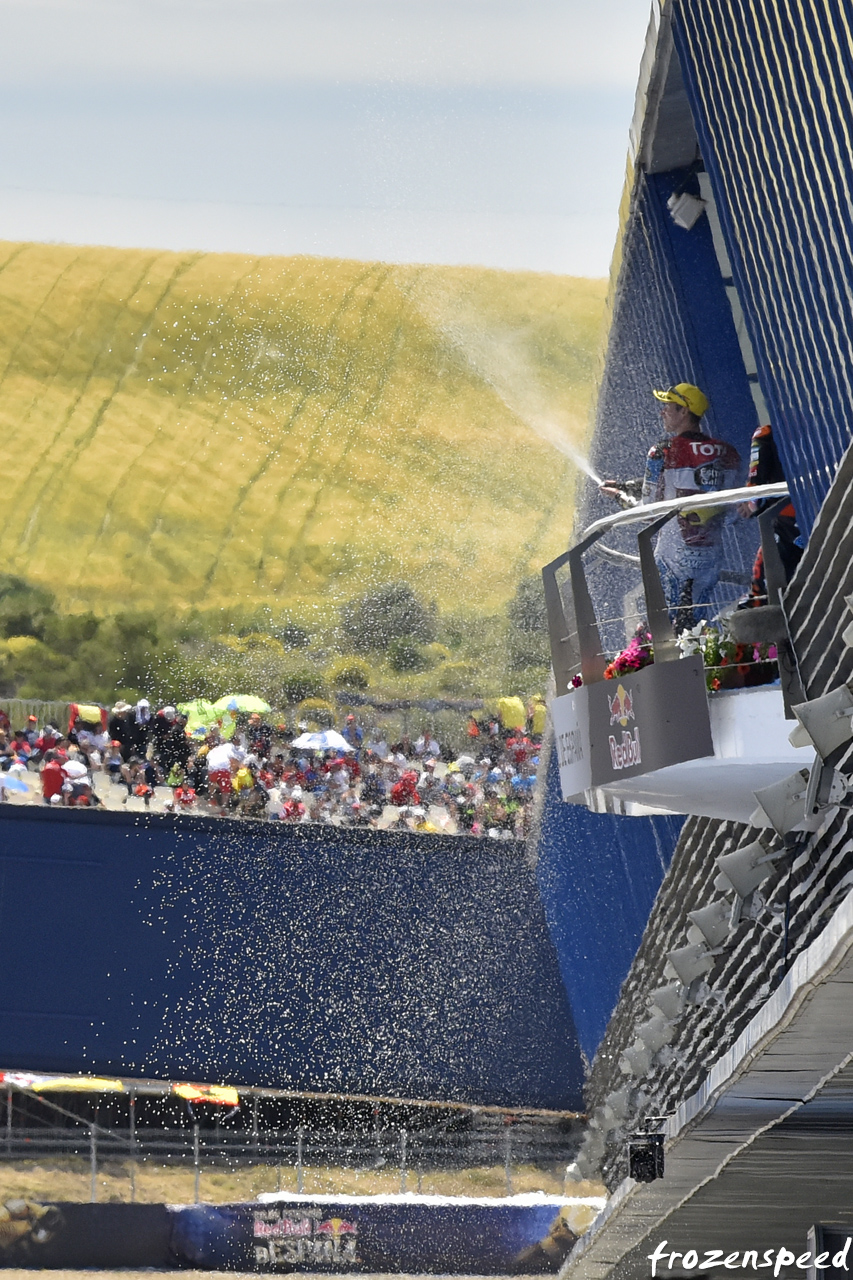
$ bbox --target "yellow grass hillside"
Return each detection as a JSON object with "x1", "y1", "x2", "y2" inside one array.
[{"x1": 0, "y1": 242, "x2": 605, "y2": 617}]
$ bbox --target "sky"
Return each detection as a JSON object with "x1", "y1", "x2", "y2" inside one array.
[{"x1": 0, "y1": 0, "x2": 653, "y2": 277}]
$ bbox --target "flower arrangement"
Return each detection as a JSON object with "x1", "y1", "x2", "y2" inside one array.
[
  {"x1": 677, "y1": 621, "x2": 778, "y2": 691},
  {"x1": 595, "y1": 621, "x2": 779, "y2": 692},
  {"x1": 603, "y1": 629, "x2": 654, "y2": 681}
]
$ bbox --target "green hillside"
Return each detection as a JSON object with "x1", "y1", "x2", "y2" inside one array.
[{"x1": 0, "y1": 243, "x2": 604, "y2": 619}]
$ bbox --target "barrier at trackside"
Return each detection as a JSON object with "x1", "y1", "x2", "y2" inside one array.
[{"x1": 0, "y1": 1194, "x2": 599, "y2": 1273}]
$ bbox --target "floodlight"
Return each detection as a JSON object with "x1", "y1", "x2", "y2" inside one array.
[
  {"x1": 667, "y1": 191, "x2": 707, "y2": 230},
  {"x1": 648, "y1": 983, "x2": 684, "y2": 1021},
  {"x1": 629, "y1": 1133, "x2": 664, "y2": 1183},
  {"x1": 753, "y1": 769, "x2": 813, "y2": 839},
  {"x1": 603, "y1": 1087, "x2": 631, "y2": 1121},
  {"x1": 715, "y1": 839, "x2": 779, "y2": 898},
  {"x1": 619, "y1": 1044, "x2": 653, "y2": 1077},
  {"x1": 687, "y1": 900, "x2": 732, "y2": 948},
  {"x1": 792, "y1": 685, "x2": 853, "y2": 759},
  {"x1": 637, "y1": 1014, "x2": 674, "y2": 1053},
  {"x1": 804, "y1": 758, "x2": 850, "y2": 817},
  {"x1": 666, "y1": 942, "x2": 713, "y2": 987}
]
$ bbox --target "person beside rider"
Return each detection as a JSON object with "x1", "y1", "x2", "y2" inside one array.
[
  {"x1": 601, "y1": 382, "x2": 741, "y2": 629},
  {"x1": 737, "y1": 422, "x2": 803, "y2": 607}
]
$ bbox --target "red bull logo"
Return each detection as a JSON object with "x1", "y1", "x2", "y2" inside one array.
[{"x1": 608, "y1": 683, "x2": 635, "y2": 727}]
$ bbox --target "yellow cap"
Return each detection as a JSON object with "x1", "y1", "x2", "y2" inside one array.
[{"x1": 653, "y1": 382, "x2": 709, "y2": 417}]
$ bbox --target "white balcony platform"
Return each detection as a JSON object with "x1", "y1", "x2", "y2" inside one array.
[{"x1": 589, "y1": 685, "x2": 810, "y2": 823}]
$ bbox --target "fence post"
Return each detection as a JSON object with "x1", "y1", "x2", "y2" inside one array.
[
  {"x1": 503, "y1": 1127, "x2": 513, "y2": 1196},
  {"x1": 129, "y1": 1095, "x2": 137, "y2": 1203},
  {"x1": 5, "y1": 1088, "x2": 11, "y2": 1154},
  {"x1": 89, "y1": 1124, "x2": 97, "y2": 1203},
  {"x1": 193, "y1": 1124, "x2": 201, "y2": 1203},
  {"x1": 296, "y1": 1127, "x2": 304, "y2": 1193}
]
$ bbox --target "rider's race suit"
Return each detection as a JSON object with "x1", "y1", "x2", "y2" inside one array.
[{"x1": 641, "y1": 430, "x2": 741, "y2": 627}]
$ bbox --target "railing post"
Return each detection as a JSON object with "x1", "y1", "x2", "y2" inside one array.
[
  {"x1": 129, "y1": 1095, "x2": 137, "y2": 1203},
  {"x1": 542, "y1": 550, "x2": 578, "y2": 695},
  {"x1": 296, "y1": 1126, "x2": 304, "y2": 1193},
  {"x1": 89, "y1": 1124, "x2": 97, "y2": 1203},
  {"x1": 5, "y1": 1088, "x2": 11, "y2": 1155},
  {"x1": 637, "y1": 513, "x2": 680, "y2": 659},
  {"x1": 193, "y1": 1123, "x2": 201, "y2": 1203},
  {"x1": 251, "y1": 1095, "x2": 259, "y2": 1153},
  {"x1": 399, "y1": 1129, "x2": 407, "y2": 1193}
]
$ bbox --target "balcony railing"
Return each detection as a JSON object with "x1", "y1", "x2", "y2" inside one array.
[{"x1": 542, "y1": 485, "x2": 811, "y2": 822}]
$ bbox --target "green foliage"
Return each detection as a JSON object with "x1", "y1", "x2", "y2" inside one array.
[
  {"x1": 297, "y1": 697, "x2": 335, "y2": 727},
  {"x1": 0, "y1": 575, "x2": 56, "y2": 640},
  {"x1": 341, "y1": 582, "x2": 435, "y2": 653},
  {"x1": 387, "y1": 637, "x2": 430, "y2": 673},
  {"x1": 507, "y1": 574, "x2": 549, "y2": 634},
  {"x1": 437, "y1": 661, "x2": 478, "y2": 694},
  {"x1": 279, "y1": 671, "x2": 326, "y2": 704},
  {"x1": 327, "y1": 657, "x2": 371, "y2": 690}
]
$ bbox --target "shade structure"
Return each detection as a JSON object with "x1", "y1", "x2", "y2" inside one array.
[
  {"x1": 291, "y1": 729, "x2": 354, "y2": 753},
  {"x1": 213, "y1": 695, "x2": 272, "y2": 714}
]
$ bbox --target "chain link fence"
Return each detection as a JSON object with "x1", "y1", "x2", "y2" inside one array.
[{"x1": 0, "y1": 1120, "x2": 579, "y2": 1203}]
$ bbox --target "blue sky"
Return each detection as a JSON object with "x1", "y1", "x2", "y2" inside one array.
[{"x1": 0, "y1": 0, "x2": 653, "y2": 276}]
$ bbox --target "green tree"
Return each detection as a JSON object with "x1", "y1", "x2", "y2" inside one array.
[
  {"x1": 507, "y1": 574, "x2": 548, "y2": 634},
  {"x1": 341, "y1": 582, "x2": 434, "y2": 652}
]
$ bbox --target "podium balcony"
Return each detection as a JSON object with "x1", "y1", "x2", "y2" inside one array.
[{"x1": 544, "y1": 484, "x2": 809, "y2": 824}]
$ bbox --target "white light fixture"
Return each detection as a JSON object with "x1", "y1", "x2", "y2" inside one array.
[
  {"x1": 792, "y1": 685, "x2": 853, "y2": 758},
  {"x1": 637, "y1": 1014, "x2": 674, "y2": 1053},
  {"x1": 667, "y1": 191, "x2": 707, "y2": 230},
  {"x1": 603, "y1": 1087, "x2": 632, "y2": 1122},
  {"x1": 688, "y1": 900, "x2": 732, "y2": 948},
  {"x1": 753, "y1": 769, "x2": 814, "y2": 839},
  {"x1": 619, "y1": 1043, "x2": 653, "y2": 1077},
  {"x1": 648, "y1": 983, "x2": 684, "y2": 1021},
  {"x1": 805, "y1": 758, "x2": 850, "y2": 817},
  {"x1": 716, "y1": 839, "x2": 779, "y2": 898},
  {"x1": 666, "y1": 942, "x2": 713, "y2": 986}
]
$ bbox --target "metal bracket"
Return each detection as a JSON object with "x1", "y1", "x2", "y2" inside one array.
[
  {"x1": 637, "y1": 513, "x2": 680, "y2": 662},
  {"x1": 758, "y1": 497, "x2": 806, "y2": 713},
  {"x1": 542, "y1": 550, "x2": 578, "y2": 696}
]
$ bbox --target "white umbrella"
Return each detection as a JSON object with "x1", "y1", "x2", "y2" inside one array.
[{"x1": 290, "y1": 730, "x2": 354, "y2": 752}]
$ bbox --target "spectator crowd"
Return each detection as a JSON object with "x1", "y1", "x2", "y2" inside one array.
[{"x1": 0, "y1": 697, "x2": 546, "y2": 840}]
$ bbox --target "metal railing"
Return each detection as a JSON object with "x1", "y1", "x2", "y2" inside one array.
[
  {"x1": 0, "y1": 1122, "x2": 579, "y2": 1202},
  {"x1": 542, "y1": 482, "x2": 797, "y2": 700}
]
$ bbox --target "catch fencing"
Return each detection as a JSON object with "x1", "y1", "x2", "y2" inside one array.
[{"x1": 0, "y1": 1121, "x2": 579, "y2": 1202}]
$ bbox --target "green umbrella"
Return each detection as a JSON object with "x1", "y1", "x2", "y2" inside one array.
[
  {"x1": 213, "y1": 694, "x2": 272, "y2": 714},
  {"x1": 177, "y1": 698, "x2": 217, "y2": 722}
]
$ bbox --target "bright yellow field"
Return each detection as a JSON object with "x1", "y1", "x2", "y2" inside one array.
[{"x1": 0, "y1": 243, "x2": 604, "y2": 616}]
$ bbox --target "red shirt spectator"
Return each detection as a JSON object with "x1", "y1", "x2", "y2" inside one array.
[{"x1": 41, "y1": 759, "x2": 64, "y2": 803}]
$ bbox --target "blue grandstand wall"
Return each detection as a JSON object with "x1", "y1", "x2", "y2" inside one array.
[
  {"x1": 0, "y1": 808, "x2": 584, "y2": 1110},
  {"x1": 534, "y1": 752, "x2": 684, "y2": 1064},
  {"x1": 672, "y1": 0, "x2": 853, "y2": 530}
]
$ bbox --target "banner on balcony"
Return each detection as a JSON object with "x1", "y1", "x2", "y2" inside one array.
[{"x1": 551, "y1": 657, "x2": 713, "y2": 800}]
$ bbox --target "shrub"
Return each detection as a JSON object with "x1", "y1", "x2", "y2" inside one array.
[
  {"x1": 275, "y1": 622, "x2": 310, "y2": 649},
  {"x1": 279, "y1": 671, "x2": 326, "y2": 704},
  {"x1": 437, "y1": 661, "x2": 478, "y2": 694},
  {"x1": 388, "y1": 637, "x2": 429, "y2": 673},
  {"x1": 297, "y1": 697, "x2": 335, "y2": 727},
  {"x1": 327, "y1": 657, "x2": 371, "y2": 690},
  {"x1": 507, "y1": 574, "x2": 548, "y2": 634},
  {"x1": 341, "y1": 582, "x2": 434, "y2": 652},
  {"x1": 424, "y1": 642, "x2": 451, "y2": 664}
]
